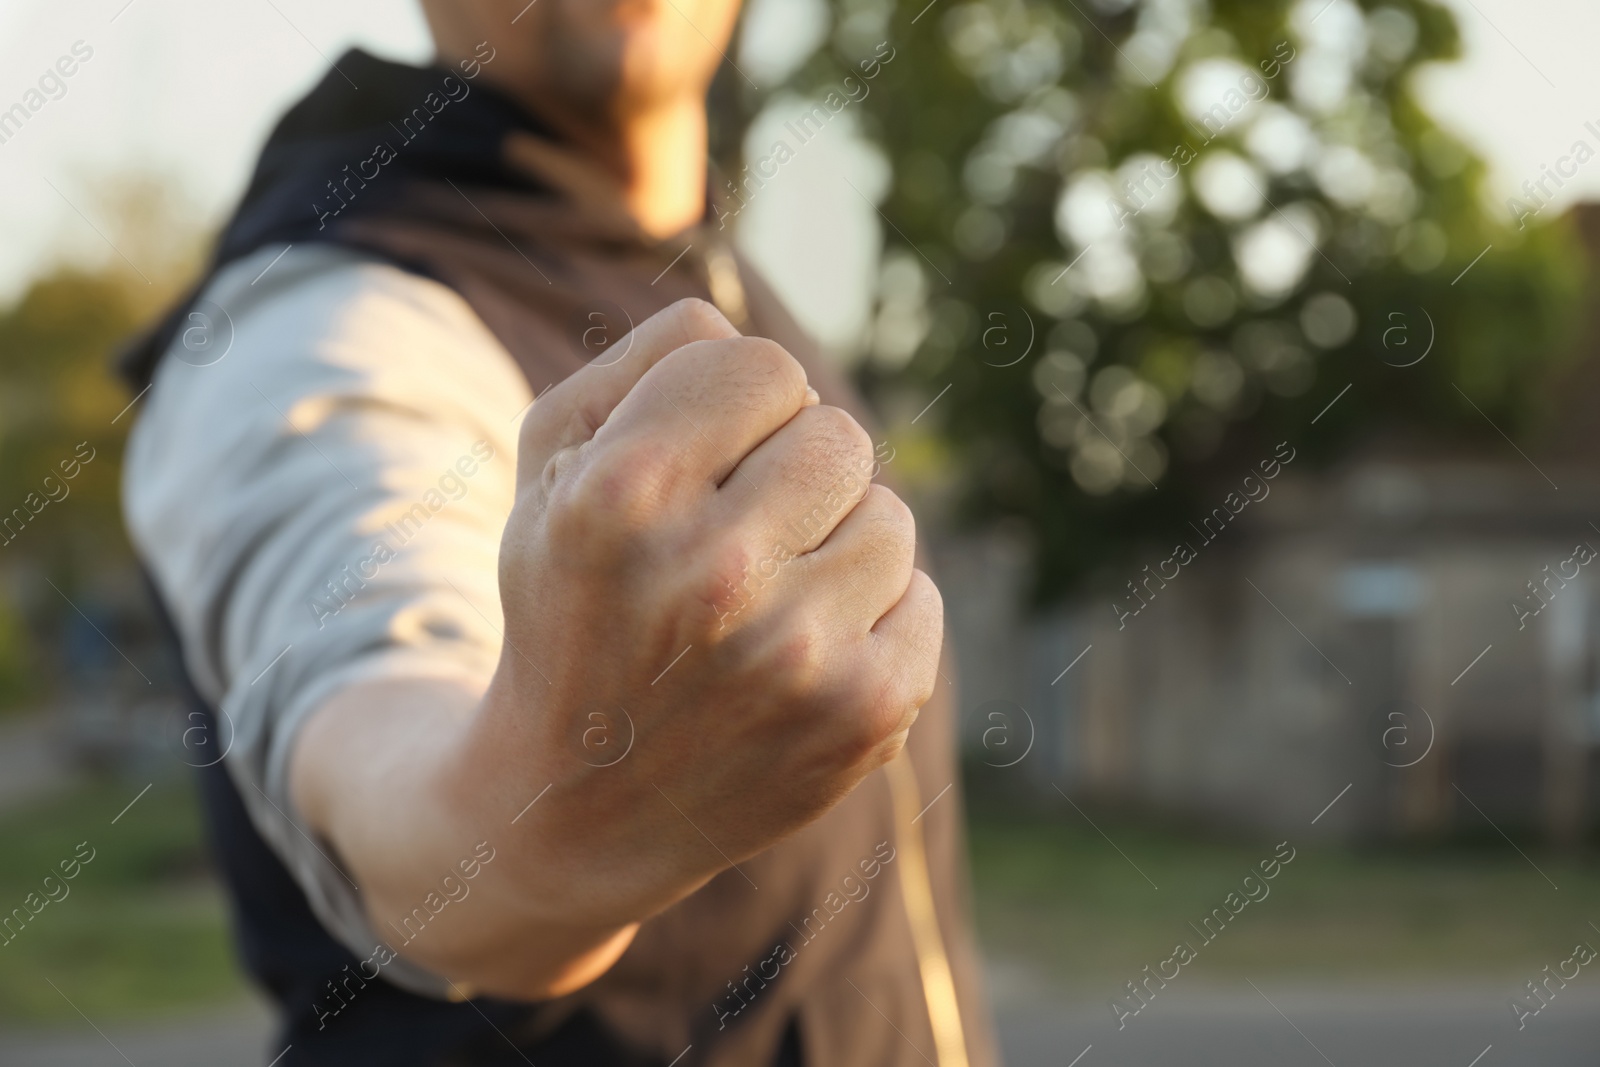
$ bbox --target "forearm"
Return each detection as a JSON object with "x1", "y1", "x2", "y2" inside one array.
[{"x1": 289, "y1": 676, "x2": 639, "y2": 1000}]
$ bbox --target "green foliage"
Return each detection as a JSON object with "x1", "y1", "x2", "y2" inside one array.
[
  {"x1": 756, "y1": 0, "x2": 1586, "y2": 603},
  {"x1": 0, "y1": 176, "x2": 200, "y2": 709},
  {"x1": 0, "y1": 269, "x2": 155, "y2": 709},
  {"x1": 969, "y1": 804, "x2": 1600, "y2": 984},
  {"x1": 0, "y1": 778, "x2": 242, "y2": 1021},
  {"x1": 0, "y1": 269, "x2": 141, "y2": 537},
  {"x1": 0, "y1": 600, "x2": 31, "y2": 711}
]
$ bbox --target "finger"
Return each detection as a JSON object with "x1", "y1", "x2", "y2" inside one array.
[
  {"x1": 868, "y1": 567, "x2": 944, "y2": 725},
  {"x1": 791, "y1": 484, "x2": 917, "y2": 631},
  {"x1": 715, "y1": 483, "x2": 915, "y2": 635},
  {"x1": 864, "y1": 572, "x2": 947, "y2": 755},
  {"x1": 710, "y1": 404, "x2": 876, "y2": 556},
  {"x1": 596, "y1": 335, "x2": 814, "y2": 492},
  {"x1": 519, "y1": 298, "x2": 740, "y2": 472}
]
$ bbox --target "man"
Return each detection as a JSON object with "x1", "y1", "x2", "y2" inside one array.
[{"x1": 121, "y1": 2, "x2": 997, "y2": 1064}]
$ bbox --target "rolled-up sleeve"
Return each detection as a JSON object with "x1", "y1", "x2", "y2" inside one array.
[{"x1": 122, "y1": 243, "x2": 531, "y2": 995}]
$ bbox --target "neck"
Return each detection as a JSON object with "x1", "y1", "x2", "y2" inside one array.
[
  {"x1": 462, "y1": 39, "x2": 712, "y2": 239},
  {"x1": 527, "y1": 95, "x2": 708, "y2": 240},
  {"x1": 609, "y1": 99, "x2": 709, "y2": 239}
]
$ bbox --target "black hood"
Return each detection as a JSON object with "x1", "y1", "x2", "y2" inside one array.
[{"x1": 119, "y1": 46, "x2": 585, "y2": 389}]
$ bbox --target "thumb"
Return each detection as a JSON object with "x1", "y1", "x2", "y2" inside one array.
[{"x1": 518, "y1": 298, "x2": 741, "y2": 475}]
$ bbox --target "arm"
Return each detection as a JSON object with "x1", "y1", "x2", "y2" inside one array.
[
  {"x1": 288, "y1": 298, "x2": 944, "y2": 999},
  {"x1": 291, "y1": 677, "x2": 638, "y2": 998}
]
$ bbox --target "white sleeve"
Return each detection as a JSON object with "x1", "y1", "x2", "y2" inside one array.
[{"x1": 122, "y1": 243, "x2": 531, "y2": 996}]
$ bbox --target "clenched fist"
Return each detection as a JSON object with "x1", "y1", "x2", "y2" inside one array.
[
  {"x1": 482, "y1": 298, "x2": 942, "y2": 924},
  {"x1": 294, "y1": 298, "x2": 945, "y2": 999}
]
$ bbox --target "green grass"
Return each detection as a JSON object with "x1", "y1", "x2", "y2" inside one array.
[
  {"x1": 967, "y1": 801, "x2": 1600, "y2": 989},
  {"x1": 0, "y1": 777, "x2": 246, "y2": 1023},
  {"x1": 4, "y1": 774, "x2": 1595, "y2": 1023}
]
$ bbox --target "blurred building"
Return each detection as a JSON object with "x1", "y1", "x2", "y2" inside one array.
[{"x1": 941, "y1": 206, "x2": 1600, "y2": 845}]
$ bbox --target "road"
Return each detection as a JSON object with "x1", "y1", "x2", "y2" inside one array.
[
  {"x1": 994, "y1": 980, "x2": 1600, "y2": 1067},
  {"x1": 2, "y1": 983, "x2": 1595, "y2": 1065}
]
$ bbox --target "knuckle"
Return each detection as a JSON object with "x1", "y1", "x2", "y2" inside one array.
[
  {"x1": 810, "y1": 403, "x2": 872, "y2": 453},
  {"x1": 550, "y1": 445, "x2": 669, "y2": 541},
  {"x1": 695, "y1": 539, "x2": 757, "y2": 623},
  {"x1": 797, "y1": 406, "x2": 875, "y2": 487},
  {"x1": 739, "y1": 334, "x2": 799, "y2": 373},
  {"x1": 851, "y1": 666, "x2": 909, "y2": 754},
  {"x1": 659, "y1": 336, "x2": 805, "y2": 414},
  {"x1": 727, "y1": 337, "x2": 807, "y2": 403},
  {"x1": 537, "y1": 440, "x2": 581, "y2": 489},
  {"x1": 663, "y1": 297, "x2": 730, "y2": 340},
  {"x1": 864, "y1": 484, "x2": 915, "y2": 542},
  {"x1": 910, "y1": 572, "x2": 945, "y2": 655},
  {"x1": 768, "y1": 620, "x2": 826, "y2": 693},
  {"x1": 864, "y1": 662, "x2": 933, "y2": 757},
  {"x1": 844, "y1": 487, "x2": 916, "y2": 574},
  {"x1": 923, "y1": 571, "x2": 945, "y2": 630}
]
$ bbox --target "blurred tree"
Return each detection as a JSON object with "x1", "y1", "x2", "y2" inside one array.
[
  {"x1": 0, "y1": 176, "x2": 199, "y2": 710},
  {"x1": 725, "y1": 0, "x2": 1586, "y2": 603},
  {"x1": 0, "y1": 268, "x2": 146, "y2": 709}
]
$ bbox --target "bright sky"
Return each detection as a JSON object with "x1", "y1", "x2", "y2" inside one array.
[{"x1": 0, "y1": 0, "x2": 1591, "y2": 349}]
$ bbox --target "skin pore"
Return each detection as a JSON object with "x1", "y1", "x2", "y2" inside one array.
[{"x1": 420, "y1": 0, "x2": 741, "y2": 237}]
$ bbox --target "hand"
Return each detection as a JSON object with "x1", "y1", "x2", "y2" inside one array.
[{"x1": 478, "y1": 298, "x2": 943, "y2": 925}]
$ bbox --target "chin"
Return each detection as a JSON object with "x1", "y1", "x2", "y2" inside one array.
[
  {"x1": 573, "y1": 38, "x2": 714, "y2": 110},
  {"x1": 524, "y1": 0, "x2": 728, "y2": 120}
]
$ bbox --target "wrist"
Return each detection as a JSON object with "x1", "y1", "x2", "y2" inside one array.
[{"x1": 446, "y1": 667, "x2": 713, "y2": 930}]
